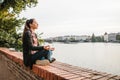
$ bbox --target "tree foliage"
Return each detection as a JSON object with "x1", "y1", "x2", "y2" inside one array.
[
  {"x1": 116, "y1": 35, "x2": 120, "y2": 40},
  {"x1": 91, "y1": 33, "x2": 96, "y2": 42},
  {"x1": 0, "y1": 0, "x2": 38, "y2": 51},
  {"x1": 95, "y1": 36, "x2": 104, "y2": 42}
]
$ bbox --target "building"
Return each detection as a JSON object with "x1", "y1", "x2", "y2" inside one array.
[
  {"x1": 74, "y1": 35, "x2": 90, "y2": 41},
  {"x1": 108, "y1": 33, "x2": 117, "y2": 42},
  {"x1": 104, "y1": 33, "x2": 117, "y2": 42},
  {"x1": 104, "y1": 32, "x2": 120, "y2": 42},
  {"x1": 104, "y1": 32, "x2": 108, "y2": 42}
]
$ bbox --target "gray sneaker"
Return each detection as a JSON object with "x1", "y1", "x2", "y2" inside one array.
[{"x1": 35, "y1": 59, "x2": 50, "y2": 66}]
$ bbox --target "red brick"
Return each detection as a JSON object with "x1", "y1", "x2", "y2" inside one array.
[
  {"x1": 70, "y1": 77, "x2": 86, "y2": 80},
  {"x1": 6, "y1": 53, "x2": 13, "y2": 60},
  {"x1": 113, "y1": 76, "x2": 120, "y2": 79},
  {"x1": 18, "y1": 58, "x2": 23, "y2": 66},
  {"x1": 0, "y1": 54, "x2": 2, "y2": 59},
  {"x1": 32, "y1": 65, "x2": 39, "y2": 75}
]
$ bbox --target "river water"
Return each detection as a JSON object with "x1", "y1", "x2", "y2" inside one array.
[{"x1": 49, "y1": 42, "x2": 120, "y2": 75}]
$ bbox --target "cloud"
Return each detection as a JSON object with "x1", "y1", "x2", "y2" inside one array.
[{"x1": 20, "y1": 0, "x2": 120, "y2": 38}]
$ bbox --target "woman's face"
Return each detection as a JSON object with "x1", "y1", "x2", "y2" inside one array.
[{"x1": 30, "y1": 19, "x2": 38, "y2": 29}]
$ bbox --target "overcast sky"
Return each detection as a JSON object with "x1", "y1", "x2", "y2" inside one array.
[{"x1": 20, "y1": 0, "x2": 120, "y2": 38}]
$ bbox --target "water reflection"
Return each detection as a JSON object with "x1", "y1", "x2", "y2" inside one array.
[{"x1": 52, "y1": 42, "x2": 120, "y2": 75}]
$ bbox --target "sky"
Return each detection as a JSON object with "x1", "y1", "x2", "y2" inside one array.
[{"x1": 20, "y1": 0, "x2": 120, "y2": 38}]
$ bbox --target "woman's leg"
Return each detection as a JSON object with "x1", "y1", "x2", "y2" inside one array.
[
  {"x1": 31, "y1": 50, "x2": 48, "y2": 64},
  {"x1": 31, "y1": 50, "x2": 55, "y2": 64},
  {"x1": 44, "y1": 50, "x2": 53, "y2": 61},
  {"x1": 44, "y1": 50, "x2": 56, "y2": 63}
]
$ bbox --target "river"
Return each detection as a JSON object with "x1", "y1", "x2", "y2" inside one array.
[{"x1": 49, "y1": 42, "x2": 120, "y2": 75}]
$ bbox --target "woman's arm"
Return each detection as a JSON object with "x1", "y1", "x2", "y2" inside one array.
[{"x1": 25, "y1": 31, "x2": 44, "y2": 50}]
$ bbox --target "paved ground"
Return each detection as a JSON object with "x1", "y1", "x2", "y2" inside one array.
[{"x1": 0, "y1": 59, "x2": 17, "y2": 80}]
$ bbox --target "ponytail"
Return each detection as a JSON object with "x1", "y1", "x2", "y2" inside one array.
[
  {"x1": 23, "y1": 20, "x2": 30, "y2": 33},
  {"x1": 22, "y1": 19, "x2": 34, "y2": 41}
]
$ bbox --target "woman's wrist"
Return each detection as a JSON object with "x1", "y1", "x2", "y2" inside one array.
[{"x1": 43, "y1": 45, "x2": 50, "y2": 50}]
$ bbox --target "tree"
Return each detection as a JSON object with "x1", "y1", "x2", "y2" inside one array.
[
  {"x1": 116, "y1": 35, "x2": 120, "y2": 42},
  {"x1": 95, "y1": 36, "x2": 104, "y2": 42},
  {"x1": 37, "y1": 32, "x2": 45, "y2": 45},
  {"x1": 70, "y1": 37, "x2": 75, "y2": 42},
  {"x1": 91, "y1": 33, "x2": 96, "y2": 42},
  {"x1": 101, "y1": 36, "x2": 104, "y2": 42},
  {"x1": 0, "y1": 0, "x2": 38, "y2": 51}
]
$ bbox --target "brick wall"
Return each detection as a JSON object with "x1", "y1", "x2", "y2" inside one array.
[
  {"x1": 0, "y1": 48, "x2": 43, "y2": 80},
  {"x1": 0, "y1": 48, "x2": 120, "y2": 80}
]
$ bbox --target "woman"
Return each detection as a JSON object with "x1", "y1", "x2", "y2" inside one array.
[{"x1": 22, "y1": 19, "x2": 56, "y2": 69}]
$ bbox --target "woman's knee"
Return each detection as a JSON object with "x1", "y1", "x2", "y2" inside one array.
[{"x1": 44, "y1": 50, "x2": 53, "y2": 55}]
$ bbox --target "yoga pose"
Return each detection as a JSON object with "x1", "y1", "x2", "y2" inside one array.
[{"x1": 22, "y1": 19, "x2": 55, "y2": 69}]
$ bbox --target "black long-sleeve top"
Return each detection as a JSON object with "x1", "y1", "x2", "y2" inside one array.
[{"x1": 22, "y1": 30, "x2": 44, "y2": 68}]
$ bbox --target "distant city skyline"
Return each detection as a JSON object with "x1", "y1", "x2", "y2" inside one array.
[{"x1": 20, "y1": 0, "x2": 120, "y2": 38}]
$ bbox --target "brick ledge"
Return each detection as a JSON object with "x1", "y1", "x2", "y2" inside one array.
[{"x1": 0, "y1": 47, "x2": 119, "y2": 80}]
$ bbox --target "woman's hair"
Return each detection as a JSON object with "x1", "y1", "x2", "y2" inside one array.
[
  {"x1": 22, "y1": 19, "x2": 34, "y2": 41},
  {"x1": 23, "y1": 19, "x2": 34, "y2": 33}
]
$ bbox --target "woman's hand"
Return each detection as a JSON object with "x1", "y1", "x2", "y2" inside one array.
[
  {"x1": 43, "y1": 45, "x2": 50, "y2": 50},
  {"x1": 43, "y1": 45, "x2": 55, "y2": 51},
  {"x1": 50, "y1": 47, "x2": 55, "y2": 51}
]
